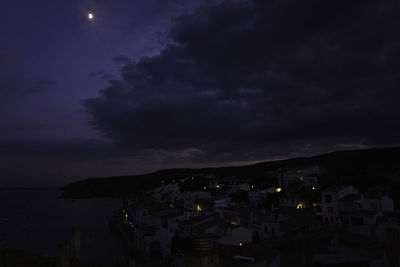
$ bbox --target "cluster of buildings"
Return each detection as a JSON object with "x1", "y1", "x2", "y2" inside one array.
[{"x1": 114, "y1": 164, "x2": 400, "y2": 267}]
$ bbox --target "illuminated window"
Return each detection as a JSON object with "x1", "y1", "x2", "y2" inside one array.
[
  {"x1": 297, "y1": 203, "x2": 304, "y2": 209},
  {"x1": 196, "y1": 204, "x2": 202, "y2": 211},
  {"x1": 275, "y1": 188, "x2": 282, "y2": 193},
  {"x1": 300, "y1": 176, "x2": 304, "y2": 181}
]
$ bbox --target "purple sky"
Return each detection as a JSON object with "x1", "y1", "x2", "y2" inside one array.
[{"x1": 1, "y1": 0, "x2": 400, "y2": 186}]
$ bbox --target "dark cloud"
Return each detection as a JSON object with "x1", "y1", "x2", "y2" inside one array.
[
  {"x1": 84, "y1": 0, "x2": 400, "y2": 163},
  {"x1": 89, "y1": 70, "x2": 115, "y2": 80},
  {"x1": 113, "y1": 55, "x2": 132, "y2": 65}
]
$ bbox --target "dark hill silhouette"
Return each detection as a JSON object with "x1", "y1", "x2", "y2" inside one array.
[{"x1": 61, "y1": 146, "x2": 400, "y2": 198}]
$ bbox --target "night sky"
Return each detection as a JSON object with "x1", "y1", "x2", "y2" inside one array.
[{"x1": 1, "y1": 0, "x2": 400, "y2": 186}]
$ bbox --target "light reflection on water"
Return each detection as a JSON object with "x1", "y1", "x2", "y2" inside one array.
[{"x1": 0, "y1": 188, "x2": 124, "y2": 264}]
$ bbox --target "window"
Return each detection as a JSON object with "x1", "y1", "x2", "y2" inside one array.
[
  {"x1": 327, "y1": 206, "x2": 334, "y2": 213},
  {"x1": 325, "y1": 194, "x2": 332, "y2": 203}
]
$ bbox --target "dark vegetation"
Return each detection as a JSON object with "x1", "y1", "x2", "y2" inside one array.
[{"x1": 61, "y1": 146, "x2": 400, "y2": 199}]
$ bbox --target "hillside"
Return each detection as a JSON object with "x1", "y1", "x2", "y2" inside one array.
[{"x1": 61, "y1": 146, "x2": 400, "y2": 198}]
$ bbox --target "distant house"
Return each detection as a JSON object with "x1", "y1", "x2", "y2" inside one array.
[
  {"x1": 212, "y1": 195, "x2": 231, "y2": 212},
  {"x1": 339, "y1": 192, "x2": 396, "y2": 239},
  {"x1": 266, "y1": 226, "x2": 385, "y2": 267},
  {"x1": 279, "y1": 193, "x2": 309, "y2": 209},
  {"x1": 219, "y1": 206, "x2": 265, "y2": 227},
  {"x1": 274, "y1": 163, "x2": 321, "y2": 187},
  {"x1": 227, "y1": 182, "x2": 251, "y2": 193},
  {"x1": 218, "y1": 226, "x2": 254, "y2": 246},
  {"x1": 357, "y1": 192, "x2": 394, "y2": 212},
  {"x1": 248, "y1": 187, "x2": 282, "y2": 208},
  {"x1": 183, "y1": 191, "x2": 212, "y2": 212},
  {"x1": 249, "y1": 212, "x2": 285, "y2": 238},
  {"x1": 321, "y1": 185, "x2": 359, "y2": 223}
]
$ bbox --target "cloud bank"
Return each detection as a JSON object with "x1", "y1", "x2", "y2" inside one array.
[{"x1": 84, "y1": 0, "x2": 400, "y2": 163}]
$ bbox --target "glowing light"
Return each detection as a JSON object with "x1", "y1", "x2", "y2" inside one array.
[
  {"x1": 312, "y1": 186, "x2": 316, "y2": 190},
  {"x1": 203, "y1": 186, "x2": 207, "y2": 190},
  {"x1": 275, "y1": 188, "x2": 282, "y2": 193},
  {"x1": 196, "y1": 204, "x2": 202, "y2": 211},
  {"x1": 125, "y1": 214, "x2": 128, "y2": 218},
  {"x1": 251, "y1": 185, "x2": 254, "y2": 189},
  {"x1": 216, "y1": 185, "x2": 220, "y2": 188},
  {"x1": 88, "y1": 13, "x2": 94, "y2": 20},
  {"x1": 239, "y1": 242, "x2": 243, "y2": 246},
  {"x1": 300, "y1": 176, "x2": 304, "y2": 181},
  {"x1": 297, "y1": 203, "x2": 304, "y2": 209}
]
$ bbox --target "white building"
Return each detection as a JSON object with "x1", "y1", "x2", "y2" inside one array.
[
  {"x1": 321, "y1": 185, "x2": 359, "y2": 223},
  {"x1": 355, "y1": 193, "x2": 394, "y2": 212},
  {"x1": 274, "y1": 164, "x2": 321, "y2": 187},
  {"x1": 212, "y1": 196, "x2": 231, "y2": 211},
  {"x1": 279, "y1": 193, "x2": 308, "y2": 209},
  {"x1": 218, "y1": 226, "x2": 254, "y2": 246}
]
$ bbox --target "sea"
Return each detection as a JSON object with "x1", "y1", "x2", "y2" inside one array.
[{"x1": 0, "y1": 188, "x2": 125, "y2": 264}]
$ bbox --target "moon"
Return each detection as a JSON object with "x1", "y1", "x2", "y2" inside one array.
[{"x1": 88, "y1": 13, "x2": 94, "y2": 20}]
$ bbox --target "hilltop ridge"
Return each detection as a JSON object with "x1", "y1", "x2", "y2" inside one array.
[{"x1": 61, "y1": 146, "x2": 400, "y2": 198}]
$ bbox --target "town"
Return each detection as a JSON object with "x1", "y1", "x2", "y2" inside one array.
[{"x1": 110, "y1": 163, "x2": 398, "y2": 267}]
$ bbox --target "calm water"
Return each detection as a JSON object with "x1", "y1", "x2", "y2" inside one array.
[{"x1": 0, "y1": 188, "x2": 124, "y2": 264}]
